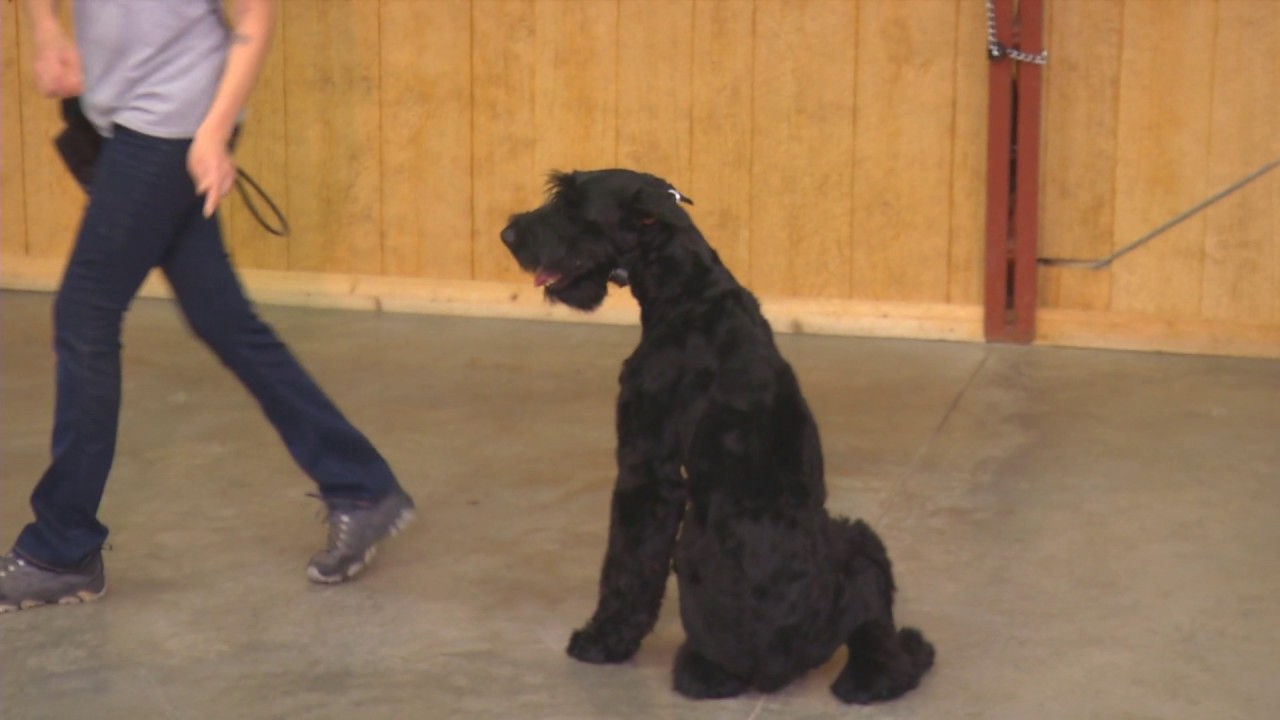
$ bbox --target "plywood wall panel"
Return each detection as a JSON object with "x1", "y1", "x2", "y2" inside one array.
[
  {"x1": 472, "y1": 0, "x2": 538, "y2": 283},
  {"x1": 690, "y1": 0, "x2": 754, "y2": 283},
  {"x1": 2, "y1": 3, "x2": 28, "y2": 257},
  {"x1": 617, "y1": 0, "x2": 693, "y2": 186},
  {"x1": 282, "y1": 0, "x2": 382, "y2": 274},
  {"x1": 1037, "y1": 0, "x2": 1123, "y2": 311},
  {"x1": 532, "y1": 0, "x2": 618, "y2": 176},
  {"x1": 851, "y1": 0, "x2": 958, "y2": 303},
  {"x1": 1108, "y1": 0, "x2": 1215, "y2": 318},
  {"x1": 1200, "y1": 1, "x2": 1279, "y2": 324},
  {"x1": 381, "y1": 0, "x2": 473, "y2": 280},
  {"x1": 947, "y1": 0, "x2": 989, "y2": 307},
  {"x1": 750, "y1": 0, "x2": 856, "y2": 299}
]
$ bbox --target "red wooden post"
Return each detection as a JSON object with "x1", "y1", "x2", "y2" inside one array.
[
  {"x1": 984, "y1": 0, "x2": 1045, "y2": 344},
  {"x1": 984, "y1": 0, "x2": 1016, "y2": 342}
]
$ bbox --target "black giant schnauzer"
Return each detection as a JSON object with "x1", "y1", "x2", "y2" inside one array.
[{"x1": 500, "y1": 169, "x2": 934, "y2": 703}]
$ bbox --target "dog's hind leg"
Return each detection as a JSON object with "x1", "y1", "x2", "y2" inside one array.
[
  {"x1": 672, "y1": 642, "x2": 750, "y2": 700},
  {"x1": 567, "y1": 454, "x2": 686, "y2": 664},
  {"x1": 827, "y1": 519, "x2": 934, "y2": 704}
]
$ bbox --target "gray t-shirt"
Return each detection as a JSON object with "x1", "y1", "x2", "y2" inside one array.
[{"x1": 74, "y1": 0, "x2": 229, "y2": 138}]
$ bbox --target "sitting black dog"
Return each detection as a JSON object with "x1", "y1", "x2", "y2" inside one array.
[{"x1": 500, "y1": 169, "x2": 934, "y2": 703}]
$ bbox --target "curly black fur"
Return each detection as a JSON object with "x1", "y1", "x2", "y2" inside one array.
[{"x1": 501, "y1": 169, "x2": 934, "y2": 704}]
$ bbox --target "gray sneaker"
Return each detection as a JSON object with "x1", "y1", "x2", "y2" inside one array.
[
  {"x1": 0, "y1": 552, "x2": 106, "y2": 613},
  {"x1": 307, "y1": 487, "x2": 415, "y2": 584}
]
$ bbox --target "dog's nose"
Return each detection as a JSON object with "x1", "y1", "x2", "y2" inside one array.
[{"x1": 500, "y1": 226, "x2": 518, "y2": 247}]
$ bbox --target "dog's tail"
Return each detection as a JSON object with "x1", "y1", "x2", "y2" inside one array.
[{"x1": 828, "y1": 517, "x2": 935, "y2": 703}]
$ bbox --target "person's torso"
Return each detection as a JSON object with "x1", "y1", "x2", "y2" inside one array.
[{"x1": 74, "y1": 0, "x2": 229, "y2": 138}]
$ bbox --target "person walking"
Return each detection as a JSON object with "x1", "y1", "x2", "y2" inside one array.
[{"x1": 1, "y1": 0, "x2": 415, "y2": 613}]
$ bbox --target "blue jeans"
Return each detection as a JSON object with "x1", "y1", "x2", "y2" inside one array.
[{"x1": 16, "y1": 125, "x2": 398, "y2": 569}]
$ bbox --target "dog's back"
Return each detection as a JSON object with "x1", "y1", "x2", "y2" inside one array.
[{"x1": 637, "y1": 201, "x2": 935, "y2": 702}]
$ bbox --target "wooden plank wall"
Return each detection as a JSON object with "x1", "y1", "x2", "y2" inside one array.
[
  {"x1": 1038, "y1": 0, "x2": 1280, "y2": 356},
  {"x1": 3, "y1": 0, "x2": 1277, "y2": 357},
  {"x1": 1, "y1": 0, "x2": 988, "y2": 324}
]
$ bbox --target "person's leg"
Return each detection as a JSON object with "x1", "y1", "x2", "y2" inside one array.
[
  {"x1": 4, "y1": 127, "x2": 200, "y2": 612},
  {"x1": 13, "y1": 127, "x2": 196, "y2": 571},
  {"x1": 158, "y1": 177, "x2": 411, "y2": 583},
  {"x1": 159, "y1": 206, "x2": 398, "y2": 501}
]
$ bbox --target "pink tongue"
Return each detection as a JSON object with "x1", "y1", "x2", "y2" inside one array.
[{"x1": 534, "y1": 270, "x2": 560, "y2": 288}]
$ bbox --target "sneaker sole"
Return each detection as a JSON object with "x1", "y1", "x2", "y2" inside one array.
[
  {"x1": 306, "y1": 508, "x2": 416, "y2": 585},
  {"x1": 0, "y1": 586, "x2": 106, "y2": 614}
]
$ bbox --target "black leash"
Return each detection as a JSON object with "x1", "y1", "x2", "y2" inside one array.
[
  {"x1": 227, "y1": 125, "x2": 290, "y2": 237},
  {"x1": 232, "y1": 168, "x2": 290, "y2": 237}
]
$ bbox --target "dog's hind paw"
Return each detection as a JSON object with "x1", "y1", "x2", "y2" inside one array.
[
  {"x1": 831, "y1": 626, "x2": 934, "y2": 704},
  {"x1": 567, "y1": 623, "x2": 640, "y2": 664}
]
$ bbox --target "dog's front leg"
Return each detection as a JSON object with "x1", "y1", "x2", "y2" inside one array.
[{"x1": 568, "y1": 453, "x2": 686, "y2": 664}]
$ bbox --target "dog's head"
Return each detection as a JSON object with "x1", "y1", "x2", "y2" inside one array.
[{"x1": 500, "y1": 169, "x2": 694, "y2": 311}]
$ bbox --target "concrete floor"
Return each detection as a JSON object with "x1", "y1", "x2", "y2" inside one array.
[{"x1": 1, "y1": 289, "x2": 1278, "y2": 720}]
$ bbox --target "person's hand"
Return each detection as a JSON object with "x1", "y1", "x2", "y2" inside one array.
[
  {"x1": 188, "y1": 127, "x2": 236, "y2": 218},
  {"x1": 32, "y1": 30, "x2": 83, "y2": 98}
]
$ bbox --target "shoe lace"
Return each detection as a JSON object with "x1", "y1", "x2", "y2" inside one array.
[
  {"x1": 0, "y1": 554, "x2": 26, "y2": 577},
  {"x1": 307, "y1": 493, "x2": 354, "y2": 554}
]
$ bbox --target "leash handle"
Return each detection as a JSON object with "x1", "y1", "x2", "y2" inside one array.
[
  {"x1": 232, "y1": 168, "x2": 291, "y2": 237},
  {"x1": 226, "y1": 125, "x2": 290, "y2": 237}
]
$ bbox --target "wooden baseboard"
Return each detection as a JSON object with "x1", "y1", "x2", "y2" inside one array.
[
  {"x1": 5, "y1": 253, "x2": 1274, "y2": 356},
  {"x1": 7, "y1": 255, "x2": 1275, "y2": 357},
  {"x1": 0, "y1": 254, "x2": 985, "y2": 343},
  {"x1": 1037, "y1": 308, "x2": 1280, "y2": 359}
]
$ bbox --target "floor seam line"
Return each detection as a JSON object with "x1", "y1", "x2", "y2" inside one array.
[
  {"x1": 142, "y1": 667, "x2": 186, "y2": 719},
  {"x1": 874, "y1": 349, "x2": 991, "y2": 527}
]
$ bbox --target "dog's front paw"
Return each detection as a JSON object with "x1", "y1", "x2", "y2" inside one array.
[{"x1": 567, "y1": 622, "x2": 640, "y2": 664}]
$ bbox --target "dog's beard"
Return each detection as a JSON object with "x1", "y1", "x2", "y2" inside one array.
[
  {"x1": 543, "y1": 265, "x2": 612, "y2": 311},
  {"x1": 500, "y1": 217, "x2": 624, "y2": 312}
]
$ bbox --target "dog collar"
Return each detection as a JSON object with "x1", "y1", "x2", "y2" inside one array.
[
  {"x1": 612, "y1": 188, "x2": 688, "y2": 286},
  {"x1": 610, "y1": 246, "x2": 642, "y2": 287}
]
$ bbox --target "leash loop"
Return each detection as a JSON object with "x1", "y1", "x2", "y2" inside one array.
[{"x1": 232, "y1": 168, "x2": 291, "y2": 237}]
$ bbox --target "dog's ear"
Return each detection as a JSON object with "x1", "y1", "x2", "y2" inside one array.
[
  {"x1": 630, "y1": 184, "x2": 695, "y2": 228},
  {"x1": 546, "y1": 170, "x2": 579, "y2": 201}
]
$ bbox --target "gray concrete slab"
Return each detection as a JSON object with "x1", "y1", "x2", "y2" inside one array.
[{"x1": 2, "y1": 290, "x2": 1277, "y2": 719}]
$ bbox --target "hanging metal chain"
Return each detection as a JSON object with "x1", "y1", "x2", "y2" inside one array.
[{"x1": 985, "y1": 0, "x2": 1048, "y2": 65}]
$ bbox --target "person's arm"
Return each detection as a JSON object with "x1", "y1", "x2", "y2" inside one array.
[
  {"x1": 23, "y1": 0, "x2": 82, "y2": 98},
  {"x1": 188, "y1": 0, "x2": 276, "y2": 218}
]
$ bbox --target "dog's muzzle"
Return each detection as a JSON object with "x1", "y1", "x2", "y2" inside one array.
[{"x1": 608, "y1": 268, "x2": 630, "y2": 287}]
